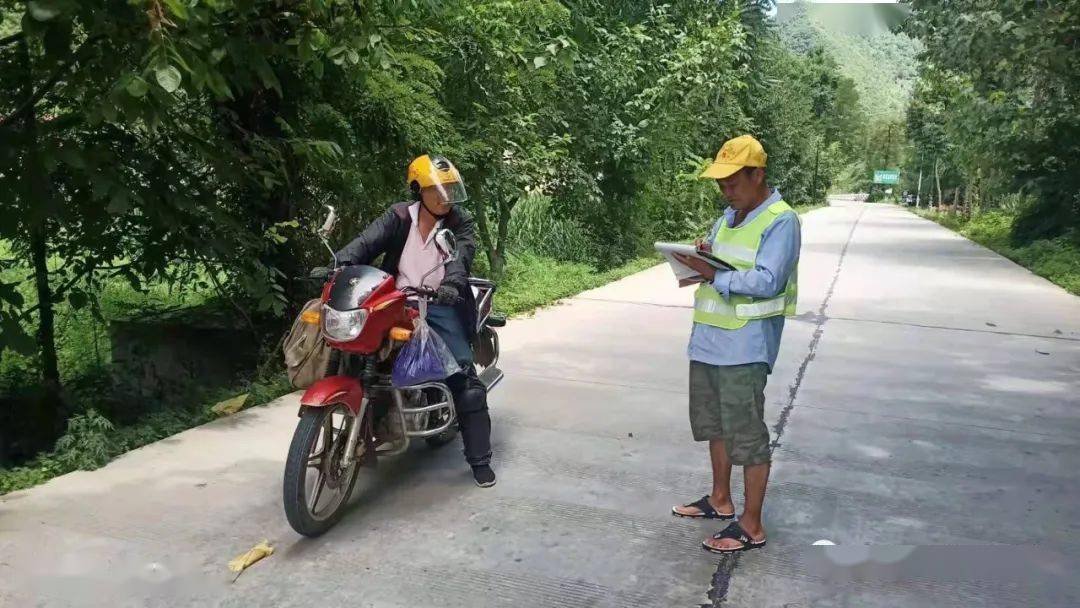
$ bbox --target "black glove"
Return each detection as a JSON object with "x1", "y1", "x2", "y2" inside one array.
[{"x1": 434, "y1": 284, "x2": 460, "y2": 306}]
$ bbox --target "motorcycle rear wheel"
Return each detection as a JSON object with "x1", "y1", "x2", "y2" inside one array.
[
  {"x1": 283, "y1": 404, "x2": 365, "y2": 537},
  {"x1": 424, "y1": 428, "x2": 458, "y2": 448},
  {"x1": 418, "y1": 387, "x2": 457, "y2": 448}
]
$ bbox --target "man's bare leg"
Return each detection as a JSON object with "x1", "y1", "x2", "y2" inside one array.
[
  {"x1": 706, "y1": 462, "x2": 769, "y2": 550},
  {"x1": 709, "y1": 439, "x2": 736, "y2": 514},
  {"x1": 673, "y1": 439, "x2": 736, "y2": 516}
]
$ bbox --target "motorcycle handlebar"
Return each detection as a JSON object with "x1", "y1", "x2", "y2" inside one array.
[
  {"x1": 401, "y1": 286, "x2": 438, "y2": 299},
  {"x1": 294, "y1": 268, "x2": 438, "y2": 300}
]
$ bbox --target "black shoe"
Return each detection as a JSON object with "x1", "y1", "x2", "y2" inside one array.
[{"x1": 472, "y1": 465, "x2": 496, "y2": 488}]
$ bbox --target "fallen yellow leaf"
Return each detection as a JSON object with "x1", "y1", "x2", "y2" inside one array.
[
  {"x1": 211, "y1": 393, "x2": 249, "y2": 417},
  {"x1": 228, "y1": 540, "x2": 274, "y2": 574}
]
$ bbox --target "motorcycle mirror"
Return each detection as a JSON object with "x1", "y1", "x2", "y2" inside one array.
[
  {"x1": 435, "y1": 228, "x2": 458, "y2": 262},
  {"x1": 318, "y1": 205, "x2": 338, "y2": 236}
]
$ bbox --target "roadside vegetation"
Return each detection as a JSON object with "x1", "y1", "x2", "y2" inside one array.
[
  {"x1": 901, "y1": 2, "x2": 1079, "y2": 250},
  {"x1": 898, "y1": 1, "x2": 1079, "y2": 298},
  {"x1": 1, "y1": 1, "x2": 905, "y2": 493}
]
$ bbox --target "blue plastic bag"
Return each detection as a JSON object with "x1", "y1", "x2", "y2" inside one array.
[{"x1": 392, "y1": 317, "x2": 462, "y2": 387}]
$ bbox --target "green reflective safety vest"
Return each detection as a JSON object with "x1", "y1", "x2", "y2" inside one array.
[{"x1": 693, "y1": 200, "x2": 799, "y2": 330}]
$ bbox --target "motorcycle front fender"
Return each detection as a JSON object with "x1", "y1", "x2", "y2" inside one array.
[{"x1": 300, "y1": 375, "x2": 365, "y2": 416}]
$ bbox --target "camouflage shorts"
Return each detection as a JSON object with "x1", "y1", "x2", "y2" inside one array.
[{"x1": 688, "y1": 361, "x2": 771, "y2": 466}]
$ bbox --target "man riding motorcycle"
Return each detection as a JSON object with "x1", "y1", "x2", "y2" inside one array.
[{"x1": 334, "y1": 155, "x2": 496, "y2": 487}]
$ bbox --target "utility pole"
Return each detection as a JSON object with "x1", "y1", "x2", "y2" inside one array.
[
  {"x1": 883, "y1": 124, "x2": 894, "y2": 169},
  {"x1": 916, "y1": 167, "x2": 923, "y2": 208},
  {"x1": 934, "y1": 156, "x2": 943, "y2": 211},
  {"x1": 864, "y1": 129, "x2": 873, "y2": 199}
]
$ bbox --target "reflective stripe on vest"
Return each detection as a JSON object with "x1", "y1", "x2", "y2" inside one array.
[
  {"x1": 693, "y1": 200, "x2": 798, "y2": 330},
  {"x1": 735, "y1": 297, "x2": 785, "y2": 318},
  {"x1": 708, "y1": 242, "x2": 757, "y2": 266},
  {"x1": 695, "y1": 295, "x2": 737, "y2": 316}
]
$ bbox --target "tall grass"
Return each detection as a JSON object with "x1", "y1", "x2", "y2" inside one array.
[
  {"x1": 506, "y1": 195, "x2": 602, "y2": 263},
  {"x1": 495, "y1": 250, "x2": 659, "y2": 316}
]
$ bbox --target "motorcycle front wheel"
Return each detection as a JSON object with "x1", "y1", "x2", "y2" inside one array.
[{"x1": 283, "y1": 403, "x2": 366, "y2": 537}]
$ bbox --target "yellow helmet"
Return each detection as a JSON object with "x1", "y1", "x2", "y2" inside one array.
[{"x1": 407, "y1": 154, "x2": 468, "y2": 204}]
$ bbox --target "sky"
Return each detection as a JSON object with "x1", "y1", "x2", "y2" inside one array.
[
  {"x1": 769, "y1": 1, "x2": 905, "y2": 27},
  {"x1": 770, "y1": 1, "x2": 900, "y2": 17}
]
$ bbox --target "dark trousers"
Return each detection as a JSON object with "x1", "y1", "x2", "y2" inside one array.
[{"x1": 426, "y1": 305, "x2": 492, "y2": 467}]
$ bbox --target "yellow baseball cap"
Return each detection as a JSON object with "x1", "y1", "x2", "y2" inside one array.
[{"x1": 700, "y1": 135, "x2": 767, "y2": 180}]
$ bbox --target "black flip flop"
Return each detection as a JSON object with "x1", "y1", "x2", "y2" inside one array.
[
  {"x1": 702, "y1": 521, "x2": 767, "y2": 554},
  {"x1": 672, "y1": 495, "x2": 736, "y2": 520}
]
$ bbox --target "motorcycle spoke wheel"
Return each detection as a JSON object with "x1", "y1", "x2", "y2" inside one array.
[
  {"x1": 284, "y1": 403, "x2": 364, "y2": 537},
  {"x1": 308, "y1": 471, "x2": 327, "y2": 512},
  {"x1": 306, "y1": 408, "x2": 351, "y2": 518}
]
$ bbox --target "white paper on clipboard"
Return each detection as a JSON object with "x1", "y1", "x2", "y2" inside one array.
[{"x1": 653, "y1": 242, "x2": 735, "y2": 287}]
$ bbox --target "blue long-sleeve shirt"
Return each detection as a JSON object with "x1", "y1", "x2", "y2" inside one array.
[{"x1": 687, "y1": 189, "x2": 801, "y2": 371}]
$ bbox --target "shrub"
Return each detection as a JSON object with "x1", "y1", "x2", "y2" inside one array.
[
  {"x1": 52, "y1": 410, "x2": 115, "y2": 471},
  {"x1": 996, "y1": 192, "x2": 1036, "y2": 216},
  {"x1": 494, "y1": 250, "x2": 658, "y2": 315},
  {"x1": 507, "y1": 195, "x2": 602, "y2": 264}
]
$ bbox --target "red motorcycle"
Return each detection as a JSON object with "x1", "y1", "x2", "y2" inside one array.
[{"x1": 283, "y1": 206, "x2": 504, "y2": 537}]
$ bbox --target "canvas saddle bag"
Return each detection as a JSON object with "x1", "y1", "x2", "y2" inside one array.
[{"x1": 283, "y1": 299, "x2": 331, "y2": 389}]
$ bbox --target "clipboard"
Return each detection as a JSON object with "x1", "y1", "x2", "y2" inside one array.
[
  {"x1": 691, "y1": 249, "x2": 736, "y2": 272},
  {"x1": 654, "y1": 242, "x2": 737, "y2": 286}
]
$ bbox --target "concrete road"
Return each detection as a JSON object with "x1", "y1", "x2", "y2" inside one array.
[{"x1": 2, "y1": 200, "x2": 1078, "y2": 607}]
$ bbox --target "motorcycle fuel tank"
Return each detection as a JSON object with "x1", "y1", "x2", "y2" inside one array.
[{"x1": 327, "y1": 265, "x2": 391, "y2": 311}]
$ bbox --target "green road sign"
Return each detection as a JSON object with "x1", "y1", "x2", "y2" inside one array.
[{"x1": 874, "y1": 169, "x2": 900, "y2": 185}]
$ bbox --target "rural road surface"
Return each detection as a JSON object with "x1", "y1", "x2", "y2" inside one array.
[{"x1": 3, "y1": 199, "x2": 1078, "y2": 607}]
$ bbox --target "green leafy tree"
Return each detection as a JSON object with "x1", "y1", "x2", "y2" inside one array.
[
  {"x1": 904, "y1": 0, "x2": 1080, "y2": 239},
  {"x1": 0, "y1": 0, "x2": 879, "y2": 466},
  {"x1": 0, "y1": 0, "x2": 442, "y2": 425},
  {"x1": 437, "y1": 0, "x2": 577, "y2": 276},
  {"x1": 779, "y1": 1, "x2": 921, "y2": 192}
]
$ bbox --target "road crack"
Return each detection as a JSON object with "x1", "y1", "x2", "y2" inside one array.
[{"x1": 771, "y1": 205, "x2": 865, "y2": 449}]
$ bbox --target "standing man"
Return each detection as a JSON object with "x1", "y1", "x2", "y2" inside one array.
[{"x1": 671, "y1": 135, "x2": 801, "y2": 553}]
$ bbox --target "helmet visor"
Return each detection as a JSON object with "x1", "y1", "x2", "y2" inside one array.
[{"x1": 423, "y1": 180, "x2": 468, "y2": 205}]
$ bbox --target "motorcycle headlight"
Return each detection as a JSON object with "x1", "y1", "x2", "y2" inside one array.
[{"x1": 322, "y1": 306, "x2": 368, "y2": 342}]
